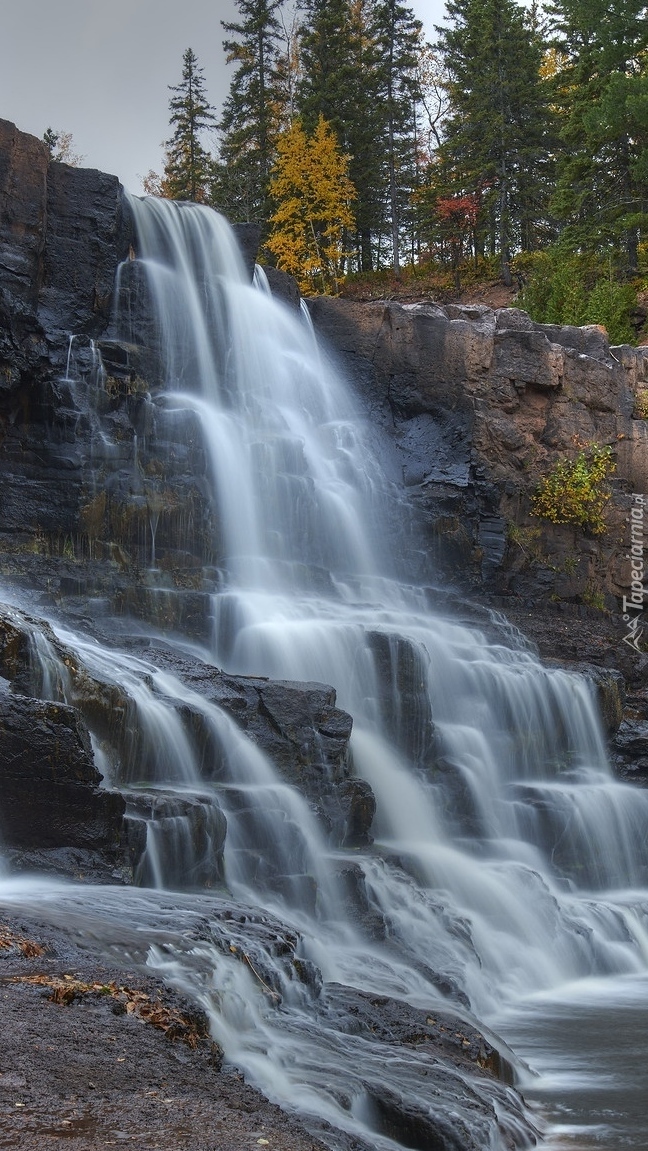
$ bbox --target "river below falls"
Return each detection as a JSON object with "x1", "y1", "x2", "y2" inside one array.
[{"x1": 495, "y1": 972, "x2": 648, "y2": 1149}]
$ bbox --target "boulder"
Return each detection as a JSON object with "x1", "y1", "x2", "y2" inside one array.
[{"x1": 0, "y1": 680, "x2": 124, "y2": 850}]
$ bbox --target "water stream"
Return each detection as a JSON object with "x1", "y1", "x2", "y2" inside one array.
[{"x1": 1, "y1": 196, "x2": 648, "y2": 1149}]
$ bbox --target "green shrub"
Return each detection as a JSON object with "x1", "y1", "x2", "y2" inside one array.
[
  {"x1": 530, "y1": 443, "x2": 616, "y2": 535},
  {"x1": 516, "y1": 249, "x2": 638, "y2": 344},
  {"x1": 582, "y1": 278, "x2": 636, "y2": 344}
]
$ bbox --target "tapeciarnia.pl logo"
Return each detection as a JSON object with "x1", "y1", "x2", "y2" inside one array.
[{"x1": 621, "y1": 493, "x2": 645, "y2": 652}]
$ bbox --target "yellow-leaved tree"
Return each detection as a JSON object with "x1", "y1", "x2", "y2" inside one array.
[{"x1": 266, "y1": 116, "x2": 356, "y2": 295}]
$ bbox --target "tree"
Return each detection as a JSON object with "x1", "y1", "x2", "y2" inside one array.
[
  {"x1": 163, "y1": 48, "x2": 215, "y2": 202},
  {"x1": 43, "y1": 128, "x2": 84, "y2": 166},
  {"x1": 435, "y1": 192, "x2": 481, "y2": 284},
  {"x1": 548, "y1": 0, "x2": 648, "y2": 271},
  {"x1": 372, "y1": 0, "x2": 423, "y2": 272},
  {"x1": 266, "y1": 116, "x2": 356, "y2": 293},
  {"x1": 212, "y1": 0, "x2": 284, "y2": 225},
  {"x1": 298, "y1": 0, "x2": 386, "y2": 271},
  {"x1": 435, "y1": 0, "x2": 553, "y2": 282}
]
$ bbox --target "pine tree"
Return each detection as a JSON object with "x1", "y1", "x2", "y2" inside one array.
[
  {"x1": 548, "y1": 0, "x2": 648, "y2": 271},
  {"x1": 163, "y1": 48, "x2": 215, "y2": 202},
  {"x1": 266, "y1": 116, "x2": 356, "y2": 293},
  {"x1": 436, "y1": 0, "x2": 552, "y2": 281},
  {"x1": 372, "y1": 0, "x2": 423, "y2": 272},
  {"x1": 212, "y1": 0, "x2": 284, "y2": 225},
  {"x1": 298, "y1": 0, "x2": 386, "y2": 270}
]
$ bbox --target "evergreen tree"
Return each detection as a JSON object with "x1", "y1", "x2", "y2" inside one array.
[
  {"x1": 435, "y1": 0, "x2": 552, "y2": 282},
  {"x1": 212, "y1": 0, "x2": 284, "y2": 225},
  {"x1": 298, "y1": 0, "x2": 386, "y2": 270},
  {"x1": 548, "y1": 0, "x2": 648, "y2": 271},
  {"x1": 163, "y1": 48, "x2": 215, "y2": 202},
  {"x1": 266, "y1": 116, "x2": 356, "y2": 293},
  {"x1": 372, "y1": 0, "x2": 423, "y2": 272}
]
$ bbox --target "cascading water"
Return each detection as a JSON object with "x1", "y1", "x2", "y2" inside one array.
[{"x1": 1, "y1": 195, "x2": 648, "y2": 1149}]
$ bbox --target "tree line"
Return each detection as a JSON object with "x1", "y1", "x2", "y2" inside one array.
[{"x1": 146, "y1": 0, "x2": 648, "y2": 336}]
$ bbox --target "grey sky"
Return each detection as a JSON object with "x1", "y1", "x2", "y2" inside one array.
[{"x1": 1, "y1": 0, "x2": 444, "y2": 194}]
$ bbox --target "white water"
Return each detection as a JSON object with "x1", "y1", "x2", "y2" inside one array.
[{"x1": 2, "y1": 196, "x2": 648, "y2": 1149}]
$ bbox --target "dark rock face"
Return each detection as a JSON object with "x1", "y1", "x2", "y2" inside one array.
[
  {"x1": 231, "y1": 222, "x2": 262, "y2": 280},
  {"x1": 39, "y1": 160, "x2": 132, "y2": 341},
  {"x1": 613, "y1": 717, "x2": 648, "y2": 785},
  {"x1": 0, "y1": 120, "x2": 49, "y2": 397},
  {"x1": 262, "y1": 265, "x2": 302, "y2": 309},
  {"x1": 0, "y1": 680, "x2": 124, "y2": 851},
  {"x1": 0, "y1": 119, "x2": 48, "y2": 310}
]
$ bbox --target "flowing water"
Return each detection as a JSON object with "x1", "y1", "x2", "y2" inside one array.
[{"x1": 1, "y1": 196, "x2": 648, "y2": 1149}]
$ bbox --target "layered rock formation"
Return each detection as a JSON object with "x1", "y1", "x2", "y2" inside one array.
[{"x1": 309, "y1": 297, "x2": 648, "y2": 606}]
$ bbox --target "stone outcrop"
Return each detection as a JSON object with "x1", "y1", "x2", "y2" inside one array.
[
  {"x1": 309, "y1": 297, "x2": 648, "y2": 609},
  {"x1": 130, "y1": 646, "x2": 373, "y2": 850},
  {"x1": 0, "y1": 680, "x2": 125, "y2": 855}
]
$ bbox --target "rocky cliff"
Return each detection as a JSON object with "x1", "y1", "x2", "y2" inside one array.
[{"x1": 309, "y1": 297, "x2": 648, "y2": 607}]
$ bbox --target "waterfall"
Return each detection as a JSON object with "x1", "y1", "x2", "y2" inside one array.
[{"x1": 1, "y1": 195, "x2": 648, "y2": 1150}]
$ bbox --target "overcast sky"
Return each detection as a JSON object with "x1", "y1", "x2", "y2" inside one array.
[{"x1": 0, "y1": 0, "x2": 445, "y2": 195}]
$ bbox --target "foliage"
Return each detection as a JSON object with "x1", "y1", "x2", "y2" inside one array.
[
  {"x1": 371, "y1": 0, "x2": 424, "y2": 272},
  {"x1": 582, "y1": 582, "x2": 607, "y2": 611},
  {"x1": 517, "y1": 249, "x2": 639, "y2": 343},
  {"x1": 434, "y1": 192, "x2": 481, "y2": 284},
  {"x1": 212, "y1": 0, "x2": 284, "y2": 225},
  {"x1": 530, "y1": 442, "x2": 616, "y2": 534},
  {"x1": 43, "y1": 128, "x2": 84, "y2": 166},
  {"x1": 298, "y1": 0, "x2": 386, "y2": 271},
  {"x1": 634, "y1": 388, "x2": 648, "y2": 419},
  {"x1": 146, "y1": 0, "x2": 647, "y2": 294},
  {"x1": 266, "y1": 116, "x2": 356, "y2": 293},
  {"x1": 163, "y1": 48, "x2": 215, "y2": 202},
  {"x1": 434, "y1": 0, "x2": 554, "y2": 280},
  {"x1": 547, "y1": 0, "x2": 648, "y2": 271},
  {"x1": 340, "y1": 252, "x2": 500, "y2": 300}
]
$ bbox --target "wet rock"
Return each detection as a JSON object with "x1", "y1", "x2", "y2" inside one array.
[
  {"x1": 549, "y1": 661, "x2": 625, "y2": 734},
  {"x1": 141, "y1": 648, "x2": 373, "y2": 849},
  {"x1": 124, "y1": 790, "x2": 227, "y2": 888},
  {"x1": 0, "y1": 680, "x2": 124, "y2": 851},
  {"x1": 231, "y1": 222, "x2": 261, "y2": 279},
  {"x1": 263, "y1": 265, "x2": 302, "y2": 309},
  {"x1": 367, "y1": 631, "x2": 435, "y2": 764},
  {"x1": 38, "y1": 158, "x2": 133, "y2": 341},
  {"x1": 314, "y1": 988, "x2": 534, "y2": 1151}
]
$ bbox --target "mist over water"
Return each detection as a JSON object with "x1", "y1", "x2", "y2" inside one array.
[{"x1": 2, "y1": 196, "x2": 648, "y2": 1149}]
